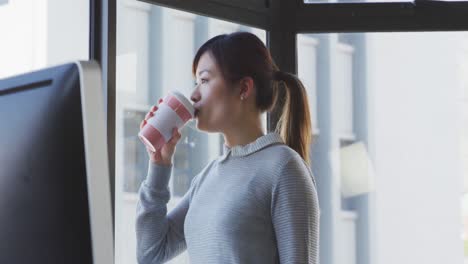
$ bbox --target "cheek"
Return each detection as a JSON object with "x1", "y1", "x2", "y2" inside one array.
[
  {"x1": 199, "y1": 100, "x2": 229, "y2": 129},
  {"x1": 213, "y1": 101, "x2": 237, "y2": 126},
  {"x1": 200, "y1": 82, "x2": 235, "y2": 122},
  {"x1": 204, "y1": 104, "x2": 223, "y2": 123}
]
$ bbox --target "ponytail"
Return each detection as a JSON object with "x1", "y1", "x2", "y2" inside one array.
[{"x1": 273, "y1": 71, "x2": 313, "y2": 165}]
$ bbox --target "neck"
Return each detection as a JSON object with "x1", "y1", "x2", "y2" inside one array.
[{"x1": 223, "y1": 115, "x2": 265, "y2": 148}]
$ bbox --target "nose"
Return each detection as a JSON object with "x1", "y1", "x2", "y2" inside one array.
[{"x1": 190, "y1": 86, "x2": 200, "y2": 103}]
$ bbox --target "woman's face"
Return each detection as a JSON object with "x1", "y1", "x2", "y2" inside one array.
[{"x1": 190, "y1": 52, "x2": 240, "y2": 133}]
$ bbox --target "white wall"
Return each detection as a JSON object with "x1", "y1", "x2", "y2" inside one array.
[
  {"x1": 0, "y1": 0, "x2": 47, "y2": 78},
  {"x1": 367, "y1": 32, "x2": 464, "y2": 264},
  {"x1": 0, "y1": 0, "x2": 88, "y2": 79},
  {"x1": 46, "y1": 0, "x2": 88, "y2": 66}
]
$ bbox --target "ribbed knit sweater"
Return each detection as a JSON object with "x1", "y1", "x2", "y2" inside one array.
[{"x1": 136, "y1": 132, "x2": 320, "y2": 264}]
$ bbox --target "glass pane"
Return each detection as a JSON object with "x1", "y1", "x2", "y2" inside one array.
[
  {"x1": 298, "y1": 31, "x2": 468, "y2": 264},
  {"x1": 115, "y1": 2, "x2": 266, "y2": 263},
  {"x1": 297, "y1": 34, "x2": 320, "y2": 135},
  {"x1": 0, "y1": 0, "x2": 89, "y2": 79}
]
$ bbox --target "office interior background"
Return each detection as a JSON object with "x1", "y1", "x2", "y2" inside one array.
[{"x1": 1, "y1": 0, "x2": 468, "y2": 263}]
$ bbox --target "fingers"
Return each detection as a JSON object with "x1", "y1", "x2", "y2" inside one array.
[
  {"x1": 140, "y1": 104, "x2": 160, "y2": 129},
  {"x1": 145, "y1": 111, "x2": 154, "y2": 120},
  {"x1": 140, "y1": 119, "x2": 146, "y2": 129},
  {"x1": 168, "y1": 128, "x2": 182, "y2": 145}
]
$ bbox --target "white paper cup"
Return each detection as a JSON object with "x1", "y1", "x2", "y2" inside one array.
[{"x1": 138, "y1": 91, "x2": 194, "y2": 152}]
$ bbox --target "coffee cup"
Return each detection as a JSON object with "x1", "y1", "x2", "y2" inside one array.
[{"x1": 138, "y1": 90, "x2": 194, "y2": 152}]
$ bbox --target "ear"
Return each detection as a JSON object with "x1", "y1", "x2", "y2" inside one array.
[{"x1": 238, "y1": 76, "x2": 254, "y2": 100}]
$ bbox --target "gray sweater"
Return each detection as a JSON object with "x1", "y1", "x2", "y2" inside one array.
[{"x1": 136, "y1": 133, "x2": 320, "y2": 264}]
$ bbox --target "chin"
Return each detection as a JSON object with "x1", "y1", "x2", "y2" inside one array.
[
  {"x1": 195, "y1": 119, "x2": 207, "y2": 131},
  {"x1": 196, "y1": 124, "x2": 211, "y2": 132},
  {"x1": 195, "y1": 119, "x2": 216, "y2": 133}
]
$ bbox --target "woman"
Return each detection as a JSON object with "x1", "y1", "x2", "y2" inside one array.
[{"x1": 136, "y1": 31, "x2": 320, "y2": 264}]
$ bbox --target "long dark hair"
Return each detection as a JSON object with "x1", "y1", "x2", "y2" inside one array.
[{"x1": 192, "y1": 32, "x2": 313, "y2": 164}]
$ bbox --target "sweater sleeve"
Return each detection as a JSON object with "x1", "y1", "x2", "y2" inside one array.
[
  {"x1": 271, "y1": 157, "x2": 320, "y2": 264},
  {"x1": 136, "y1": 161, "x2": 194, "y2": 264}
]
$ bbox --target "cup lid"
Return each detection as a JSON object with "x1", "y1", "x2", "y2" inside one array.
[{"x1": 169, "y1": 90, "x2": 195, "y2": 116}]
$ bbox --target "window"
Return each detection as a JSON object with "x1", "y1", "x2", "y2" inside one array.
[
  {"x1": 299, "y1": 32, "x2": 468, "y2": 264},
  {"x1": 115, "y1": 2, "x2": 266, "y2": 263}
]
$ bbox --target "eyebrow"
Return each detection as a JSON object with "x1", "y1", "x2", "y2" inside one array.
[{"x1": 197, "y1": 70, "x2": 211, "y2": 76}]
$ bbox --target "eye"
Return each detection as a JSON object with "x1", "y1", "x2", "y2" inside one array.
[{"x1": 194, "y1": 78, "x2": 208, "y2": 86}]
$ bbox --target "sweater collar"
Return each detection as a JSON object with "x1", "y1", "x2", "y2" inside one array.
[{"x1": 220, "y1": 132, "x2": 284, "y2": 161}]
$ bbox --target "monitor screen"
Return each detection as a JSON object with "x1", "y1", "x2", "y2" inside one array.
[{"x1": 0, "y1": 61, "x2": 113, "y2": 263}]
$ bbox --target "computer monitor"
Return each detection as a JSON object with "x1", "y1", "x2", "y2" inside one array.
[{"x1": 0, "y1": 61, "x2": 114, "y2": 263}]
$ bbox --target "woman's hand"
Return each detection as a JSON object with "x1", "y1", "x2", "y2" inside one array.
[{"x1": 140, "y1": 99, "x2": 182, "y2": 166}]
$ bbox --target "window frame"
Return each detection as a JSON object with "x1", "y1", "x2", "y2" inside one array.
[{"x1": 89, "y1": 0, "x2": 468, "y2": 244}]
